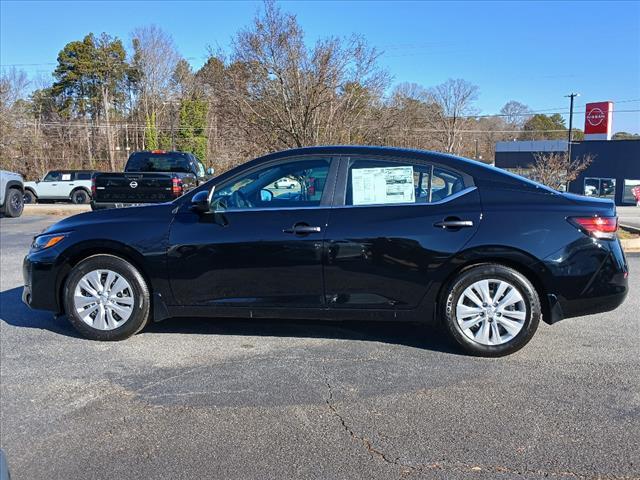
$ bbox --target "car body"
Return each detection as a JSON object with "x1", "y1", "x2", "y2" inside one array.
[
  {"x1": 0, "y1": 170, "x2": 24, "y2": 217},
  {"x1": 24, "y1": 170, "x2": 95, "y2": 204},
  {"x1": 22, "y1": 146, "x2": 628, "y2": 356},
  {"x1": 91, "y1": 150, "x2": 210, "y2": 210}
]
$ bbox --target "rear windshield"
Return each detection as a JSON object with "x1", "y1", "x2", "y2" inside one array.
[{"x1": 125, "y1": 153, "x2": 192, "y2": 173}]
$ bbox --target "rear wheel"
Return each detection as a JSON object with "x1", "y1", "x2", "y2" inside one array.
[
  {"x1": 63, "y1": 254, "x2": 150, "y2": 341},
  {"x1": 4, "y1": 188, "x2": 24, "y2": 217},
  {"x1": 23, "y1": 190, "x2": 37, "y2": 204},
  {"x1": 71, "y1": 189, "x2": 90, "y2": 204},
  {"x1": 442, "y1": 264, "x2": 541, "y2": 357}
]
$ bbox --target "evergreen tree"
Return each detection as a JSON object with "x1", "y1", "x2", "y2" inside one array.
[{"x1": 176, "y1": 99, "x2": 208, "y2": 160}]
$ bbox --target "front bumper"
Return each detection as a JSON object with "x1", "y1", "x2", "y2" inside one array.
[{"x1": 22, "y1": 250, "x2": 65, "y2": 313}]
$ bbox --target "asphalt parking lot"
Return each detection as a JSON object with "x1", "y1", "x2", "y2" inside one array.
[
  {"x1": 619, "y1": 206, "x2": 640, "y2": 230},
  {"x1": 1, "y1": 215, "x2": 639, "y2": 480}
]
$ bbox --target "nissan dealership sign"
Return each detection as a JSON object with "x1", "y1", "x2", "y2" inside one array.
[{"x1": 584, "y1": 101, "x2": 613, "y2": 140}]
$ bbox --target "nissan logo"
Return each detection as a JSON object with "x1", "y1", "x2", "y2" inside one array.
[
  {"x1": 587, "y1": 107, "x2": 605, "y2": 127},
  {"x1": 129, "y1": 181, "x2": 138, "y2": 189}
]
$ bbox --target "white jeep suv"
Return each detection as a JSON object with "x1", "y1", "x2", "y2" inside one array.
[
  {"x1": 24, "y1": 170, "x2": 95, "y2": 204},
  {"x1": 0, "y1": 170, "x2": 25, "y2": 217}
]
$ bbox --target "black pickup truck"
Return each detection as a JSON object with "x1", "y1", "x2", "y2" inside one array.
[{"x1": 91, "y1": 150, "x2": 211, "y2": 210}]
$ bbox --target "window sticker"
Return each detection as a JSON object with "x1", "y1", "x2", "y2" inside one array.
[
  {"x1": 61, "y1": 174, "x2": 72, "y2": 181},
  {"x1": 352, "y1": 166, "x2": 415, "y2": 205}
]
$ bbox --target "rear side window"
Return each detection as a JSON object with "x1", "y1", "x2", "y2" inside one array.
[
  {"x1": 75, "y1": 172, "x2": 92, "y2": 180},
  {"x1": 126, "y1": 153, "x2": 192, "y2": 173},
  {"x1": 346, "y1": 159, "x2": 466, "y2": 206}
]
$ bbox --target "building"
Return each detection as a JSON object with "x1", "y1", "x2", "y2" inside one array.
[{"x1": 494, "y1": 101, "x2": 640, "y2": 206}]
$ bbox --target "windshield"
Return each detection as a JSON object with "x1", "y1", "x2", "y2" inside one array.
[{"x1": 125, "y1": 153, "x2": 192, "y2": 173}]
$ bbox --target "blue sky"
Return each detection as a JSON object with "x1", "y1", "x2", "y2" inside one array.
[{"x1": 1, "y1": 0, "x2": 639, "y2": 132}]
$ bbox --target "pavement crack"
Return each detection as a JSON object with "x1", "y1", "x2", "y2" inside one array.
[{"x1": 322, "y1": 368, "x2": 417, "y2": 472}]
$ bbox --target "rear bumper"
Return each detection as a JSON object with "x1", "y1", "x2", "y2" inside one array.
[
  {"x1": 542, "y1": 237, "x2": 628, "y2": 323},
  {"x1": 91, "y1": 201, "x2": 157, "y2": 210}
]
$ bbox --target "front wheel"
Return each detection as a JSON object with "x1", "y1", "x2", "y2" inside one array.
[
  {"x1": 63, "y1": 254, "x2": 151, "y2": 340},
  {"x1": 4, "y1": 188, "x2": 24, "y2": 217},
  {"x1": 442, "y1": 264, "x2": 541, "y2": 357}
]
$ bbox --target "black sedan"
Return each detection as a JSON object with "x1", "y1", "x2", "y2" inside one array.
[{"x1": 22, "y1": 146, "x2": 628, "y2": 356}]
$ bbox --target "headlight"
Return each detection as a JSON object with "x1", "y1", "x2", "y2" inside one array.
[{"x1": 31, "y1": 233, "x2": 67, "y2": 250}]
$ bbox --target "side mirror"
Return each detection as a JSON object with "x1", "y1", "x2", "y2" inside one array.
[
  {"x1": 190, "y1": 190, "x2": 210, "y2": 214},
  {"x1": 260, "y1": 189, "x2": 274, "y2": 202},
  {"x1": 206, "y1": 167, "x2": 215, "y2": 176}
]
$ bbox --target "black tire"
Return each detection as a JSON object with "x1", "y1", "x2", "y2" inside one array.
[
  {"x1": 4, "y1": 188, "x2": 24, "y2": 217},
  {"x1": 23, "y1": 189, "x2": 37, "y2": 204},
  {"x1": 63, "y1": 254, "x2": 151, "y2": 341},
  {"x1": 71, "y1": 189, "x2": 90, "y2": 204},
  {"x1": 441, "y1": 264, "x2": 541, "y2": 357}
]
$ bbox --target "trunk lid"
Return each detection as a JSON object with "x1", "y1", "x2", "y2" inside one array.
[{"x1": 561, "y1": 192, "x2": 616, "y2": 216}]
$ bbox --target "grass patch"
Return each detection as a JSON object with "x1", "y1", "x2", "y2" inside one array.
[{"x1": 619, "y1": 227, "x2": 640, "y2": 240}]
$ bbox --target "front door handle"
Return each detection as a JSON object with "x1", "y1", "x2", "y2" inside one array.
[
  {"x1": 434, "y1": 219, "x2": 474, "y2": 229},
  {"x1": 283, "y1": 223, "x2": 322, "y2": 235}
]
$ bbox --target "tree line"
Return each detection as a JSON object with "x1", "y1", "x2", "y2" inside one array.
[{"x1": 0, "y1": 1, "x2": 593, "y2": 180}]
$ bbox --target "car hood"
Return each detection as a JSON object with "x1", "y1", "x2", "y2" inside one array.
[
  {"x1": 43, "y1": 202, "x2": 176, "y2": 235},
  {"x1": 24, "y1": 181, "x2": 37, "y2": 188}
]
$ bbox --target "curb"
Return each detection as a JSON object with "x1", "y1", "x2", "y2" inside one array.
[{"x1": 621, "y1": 237, "x2": 640, "y2": 253}]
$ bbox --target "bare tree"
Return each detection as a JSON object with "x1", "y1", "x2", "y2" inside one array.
[
  {"x1": 500, "y1": 100, "x2": 531, "y2": 128},
  {"x1": 427, "y1": 78, "x2": 479, "y2": 154},
  {"x1": 130, "y1": 25, "x2": 181, "y2": 146},
  {"x1": 528, "y1": 152, "x2": 594, "y2": 190},
  {"x1": 227, "y1": 0, "x2": 387, "y2": 150}
]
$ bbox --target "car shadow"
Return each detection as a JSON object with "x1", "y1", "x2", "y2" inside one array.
[
  {"x1": 0, "y1": 286, "x2": 459, "y2": 354},
  {"x1": 0, "y1": 287, "x2": 80, "y2": 338}
]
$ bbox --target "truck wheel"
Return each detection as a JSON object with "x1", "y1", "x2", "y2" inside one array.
[
  {"x1": 23, "y1": 190, "x2": 37, "y2": 204},
  {"x1": 4, "y1": 188, "x2": 24, "y2": 217},
  {"x1": 71, "y1": 189, "x2": 90, "y2": 204}
]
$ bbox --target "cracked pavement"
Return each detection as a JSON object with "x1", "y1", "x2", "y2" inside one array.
[{"x1": 1, "y1": 215, "x2": 639, "y2": 479}]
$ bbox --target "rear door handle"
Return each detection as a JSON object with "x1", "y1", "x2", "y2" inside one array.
[
  {"x1": 434, "y1": 219, "x2": 474, "y2": 229},
  {"x1": 283, "y1": 224, "x2": 322, "y2": 235}
]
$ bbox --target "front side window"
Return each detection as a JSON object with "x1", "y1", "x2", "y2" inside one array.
[
  {"x1": 195, "y1": 160, "x2": 206, "y2": 178},
  {"x1": 43, "y1": 171, "x2": 61, "y2": 182},
  {"x1": 211, "y1": 158, "x2": 330, "y2": 211},
  {"x1": 346, "y1": 159, "x2": 466, "y2": 206}
]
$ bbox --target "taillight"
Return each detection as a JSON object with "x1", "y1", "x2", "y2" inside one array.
[
  {"x1": 171, "y1": 177, "x2": 183, "y2": 197},
  {"x1": 568, "y1": 216, "x2": 618, "y2": 239},
  {"x1": 151, "y1": 149, "x2": 166, "y2": 154},
  {"x1": 91, "y1": 177, "x2": 96, "y2": 196}
]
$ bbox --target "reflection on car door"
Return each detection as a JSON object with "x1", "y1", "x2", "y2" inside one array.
[
  {"x1": 167, "y1": 157, "x2": 336, "y2": 308},
  {"x1": 322, "y1": 157, "x2": 481, "y2": 309}
]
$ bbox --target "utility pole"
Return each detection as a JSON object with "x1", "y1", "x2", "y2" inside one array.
[
  {"x1": 474, "y1": 139, "x2": 479, "y2": 160},
  {"x1": 565, "y1": 93, "x2": 579, "y2": 162}
]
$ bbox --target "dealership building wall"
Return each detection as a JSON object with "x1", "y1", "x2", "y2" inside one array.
[{"x1": 494, "y1": 139, "x2": 640, "y2": 206}]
